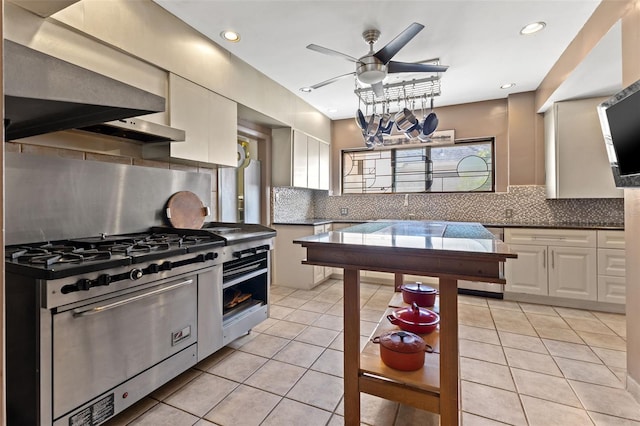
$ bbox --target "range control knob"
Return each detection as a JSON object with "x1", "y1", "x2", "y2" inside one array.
[
  {"x1": 130, "y1": 268, "x2": 143, "y2": 280},
  {"x1": 77, "y1": 278, "x2": 91, "y2": 291},
  {"x1": 96, "y1": 274, "x2": 111, "y2": 287},
  {"x1": 160, "y1": 261, "x2": 172, "y2": 271},
  {"x1": 147, "y1": 263, "x2": 160, "y2": 274}
]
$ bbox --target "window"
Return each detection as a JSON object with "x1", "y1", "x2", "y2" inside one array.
[{"x1": 342, "y1": 138, "x2": 494, "y2": 194}]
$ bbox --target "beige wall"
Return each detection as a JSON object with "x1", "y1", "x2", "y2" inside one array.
[
  {"x1": 622, "y1": 0, "x2": 640, "y2": 402},
  {"x1": 508, "y1": 92, "x2": 545, "y2": 186}
]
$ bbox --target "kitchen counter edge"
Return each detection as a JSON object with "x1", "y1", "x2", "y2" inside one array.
[{"x1": 272, "y1": 219, "x2": 624, "y2": 231}]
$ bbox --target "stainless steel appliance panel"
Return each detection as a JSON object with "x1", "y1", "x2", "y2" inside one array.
[
  {"x1": 218, "y1": 167, "x2": 239, "y2": 222},
  {"x1": 197, "y1": 266, "x2": 224, "y2": 361},
  {"x1": 52, "y1": 275, "x2": 197, "y2": 419},
  {"x1": 243, "y1": 159, "x2": 261, "y2": 224},
  {"x1": 5, "y1": 152, "x2": 211, "y2": 244},
  {"x1": 53, "y1": 345, "x2": 197, "y2": 426}
]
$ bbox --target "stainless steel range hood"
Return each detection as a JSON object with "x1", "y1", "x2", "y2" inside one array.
[
  {"x1": 77, "y1": 117, "x2": 185, "y2": 143},
  {"x1": 4, "y1": 40, "x2": 167, "y2": 141}
]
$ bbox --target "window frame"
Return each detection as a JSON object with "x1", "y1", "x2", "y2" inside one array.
[{"x1": 341, "y1": 137, "x2": 496, "y2": 195}]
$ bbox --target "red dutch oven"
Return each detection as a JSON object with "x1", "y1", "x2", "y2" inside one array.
[
  {"x1": 371, "y1": 330, "x2": 434, "y2": 371},
  {"x1": 387, "y1": 302, "x2": 440, "y2": 334},
  {"x1": 400, "y1": 281, "x2": 438, "y2": 307}
]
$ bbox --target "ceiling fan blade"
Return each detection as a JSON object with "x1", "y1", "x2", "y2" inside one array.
[
  {"x1": 388, "y1": 61, "x2": 449, "y2": 73},
  {"x1": 306, "y1": 44, "x2": 361, "y2": 63},
  {"x1": 309, "y1": 72, "x2": 356, "y2": 90},
  {"x1": 373, "y1": 22, "x2": 424, "y2": 64},
  {"x1": 371, "y1": 82, "x2": 384, "y2": 98}
]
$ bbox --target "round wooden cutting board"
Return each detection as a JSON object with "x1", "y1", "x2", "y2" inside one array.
[{"x1": 165, "y1": 191, "x2": 207, "y2": 229}]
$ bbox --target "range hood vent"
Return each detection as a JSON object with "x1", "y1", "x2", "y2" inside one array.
[
  {"x1": 4, "y1": 40, "x2": 166, "y2": 141},
  {"x1": 78, "y1": 117, "x2": 185, "y2": 143}
]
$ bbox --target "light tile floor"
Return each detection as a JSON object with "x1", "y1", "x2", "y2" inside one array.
[{"x1": 104, "y1": 279, "x2": 640, "y2": 425}]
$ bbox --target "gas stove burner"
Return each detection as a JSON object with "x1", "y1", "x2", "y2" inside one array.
[
  {"x1": 127, "y1": 242, "x2": 171, "y2": 254},
  {"x1": 19, "y1": 249, "x2": 112, "y2": 266}
]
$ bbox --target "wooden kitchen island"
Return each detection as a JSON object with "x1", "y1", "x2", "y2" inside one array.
[{"x1": 294, "y1": 221, "x2": 515, "y2": 426}]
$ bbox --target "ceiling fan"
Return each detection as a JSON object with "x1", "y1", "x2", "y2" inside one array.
[{"x1": 305, "y1": 22, "x2": 449, "y2": 97}]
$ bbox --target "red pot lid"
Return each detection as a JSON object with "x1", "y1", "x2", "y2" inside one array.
[
  {"x1": 401, "y1": 282, "x2": 437, "y2": 295},
  {"x1": 393, "y1": 302, "x2": 440, "y2": 326},
  {"x1": 379, "y1": 331, "x2": 425, "y2": 353}
]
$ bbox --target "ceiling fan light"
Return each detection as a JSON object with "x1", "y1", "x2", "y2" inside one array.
[
  {"x1": 520, "y1": 22, "x2": 546, "y2": 35},
  {"x1": 220, "y1": 30, "x2": 241, "y2": 42}
]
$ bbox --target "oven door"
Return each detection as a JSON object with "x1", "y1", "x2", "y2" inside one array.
[{"x1": 52, "y1": 274, "x2": 198, "y2": 420}]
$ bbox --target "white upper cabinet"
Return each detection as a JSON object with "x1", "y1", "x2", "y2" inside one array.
[
  {"x1": 272, "y1": 128, "x2": 330, "y2": 190},
  {"x1": 145, "y1": 73, "x2": 237, "y2": 167},
  {"x1": 544, "y1": 97, "x2": 622, "y2": 199}
]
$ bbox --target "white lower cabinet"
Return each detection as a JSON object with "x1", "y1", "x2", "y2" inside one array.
[
  {"x1": 505, "y1": 228, "x2": 597, "y2": 301},
  {"x1": 547, "y1": 246, "x2": 596, "y2": 300},
  {"x1": 505, "y1": 228, "x2": 625, "y2": 305},
  {"x1": 596, "y1": 230, "x2": 626, "y2": 304},
  {"x1": 504, "y1": 244, "x2": 547, "y2": 295},
  {"x1": 273, "y1": 224, "x2": 332, "y2": 290}
]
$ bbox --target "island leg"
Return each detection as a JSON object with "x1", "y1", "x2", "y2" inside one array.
[
  {"x1": 439, "y1": 278, "x2": 459, "y2": 426},
  {"x1": 343, "y1": 268, "x2": 361, "y2": 425}
]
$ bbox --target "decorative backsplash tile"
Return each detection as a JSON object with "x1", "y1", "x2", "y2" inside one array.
[{"x1": 273, "y1": 186, "x2": 624, "y2": 226}]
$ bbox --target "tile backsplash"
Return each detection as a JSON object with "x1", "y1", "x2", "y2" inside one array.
[{"x1": 272, "y1": 186, "x2": 624, "y2": 225}]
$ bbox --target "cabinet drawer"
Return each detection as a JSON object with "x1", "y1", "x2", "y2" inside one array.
[
  {"x1": 597, "y1": 230, "x2": 625, "y2": 249},
  {"x1": 597, "y1": 249, "x2": 626, "y2": 277},
  {"x1": 597, "y1": 275, "x2": 626, "y2": 304},
  {"x1": 505, "y1": 228, "x2": 596, "y2": 247}
]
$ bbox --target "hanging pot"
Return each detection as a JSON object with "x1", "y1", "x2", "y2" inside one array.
[
  {"x1": 371, "y1": 330, "x2": 434, "y2": 371},
  {"x1": 387, "y1": 302, "x2": 440, "y2": 334},
  {"x1": 400, "y1": 282, "x2": 438, "y2": 307},
  {"x1": 420, "y1": 97, "x2": 439, "y2": 139},
  {"x1": 365, "y1": 114, "x2": 381, "y2": 137},
  {"x1": 395, "y1": 108, "x2": 418, "y2": 131},
  {"x1": 355, "y1": 109, "x2": 367, "y2": 130},
  {"x1": 404, "y1": 121, "x2": 423, "y2": 140}
]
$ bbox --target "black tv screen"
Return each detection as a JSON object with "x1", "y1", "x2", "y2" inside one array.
[{"x1": 598, "y1": 79, "x2": 640, "y2": 187}]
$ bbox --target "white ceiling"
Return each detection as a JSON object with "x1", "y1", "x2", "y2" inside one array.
[{"x1": 153, "y1": 0, "x2": 621, "y2": 121}]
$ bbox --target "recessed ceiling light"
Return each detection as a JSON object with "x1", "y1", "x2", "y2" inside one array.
[
  {"x1": 500, "y1": 83, "x2": 516, "y2": 89},
  {"x1": 300, "y1": 87, "x2": 313, "y2": 93},
  {"x1": 520, "y1": 21, "x2": 546, "y2": 35},
  {"x1": 220, "y1": 30, "x2": 240, "y2": 42}
]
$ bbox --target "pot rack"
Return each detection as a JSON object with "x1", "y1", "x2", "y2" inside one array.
[{"x1": 354, "y1": 75, "x2": 441, "y2": 109}]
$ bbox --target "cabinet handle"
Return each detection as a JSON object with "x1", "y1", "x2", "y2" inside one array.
[
  {"x1": 551, "y1": 250, "x2": 555, "y2": 268},
  {"x1": 543, "y1": 249, "x2": 546, "y2": 268}
]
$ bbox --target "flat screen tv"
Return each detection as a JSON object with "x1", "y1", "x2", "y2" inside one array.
[{"x1": 598, "y1": 78, "x2": 640, "y2": 188}]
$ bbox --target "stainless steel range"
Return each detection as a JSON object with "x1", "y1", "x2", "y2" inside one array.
[
  {"x1": 6, "y1": 225, "x2": 274, "y2": 426},
  {"x1": 5, "y1": 230, "x2": 225, "y2": 425}
]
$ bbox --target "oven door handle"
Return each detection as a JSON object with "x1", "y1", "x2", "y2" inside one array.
[{"x1": 72, "y1": 279, "x2": 194, "y2": 317}]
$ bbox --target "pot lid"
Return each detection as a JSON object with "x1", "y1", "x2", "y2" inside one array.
[
  {"x1": 378, "y1": 331, "x2": 425, "y2": 353},
  {"x1": 401, "y1": 282, "x2": 437, "y2": 294},
  {"x1": 393, "y1": 302, "x2": 440, "y2": 326}
]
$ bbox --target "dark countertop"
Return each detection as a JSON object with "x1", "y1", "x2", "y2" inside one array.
[{"x1": 273, "y1": 218, "x2": 624, "y2": 231}]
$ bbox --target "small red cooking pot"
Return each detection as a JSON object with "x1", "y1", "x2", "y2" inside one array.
[
  {"x1": 387, "y1": 302, "x2": 440, "y2": 334},
  {"x1": 371, "y1": 330, "x2": 434, "y2": 371},
  {"x1": 400, "y1": 282, "x2": 438, "y2": 307}
]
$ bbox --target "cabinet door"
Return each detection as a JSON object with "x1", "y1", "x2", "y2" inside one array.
[
  {"x1": 292, "y1": 131, "x2": 308, "y2": 188},
  {"x1": 207, "y1": 90, "x2": 237, "y2": 167},
  {"x1": 548, "y1": 247, "x2": 597, "y2": 300},
  {"x1": 505, "y1": 244, "x2": 547, "y2": 295},
  {"x1": 319, "y1": 141, "x2": 330, "y2": 190},
  {"x1": 597, "y1": 249, "x2": 626, "y2": 277},
  {"x1": 597, "y1": 275, "x2": 626, "y2": 304},
  {"x1": 169, "y1": 73, "x2": 209, "y2": 162},
  {"x1": 307, "y1": 137, "x2": 320, "y2": 189}
]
